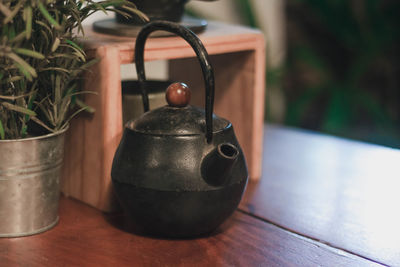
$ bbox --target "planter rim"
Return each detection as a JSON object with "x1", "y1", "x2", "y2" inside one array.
[{"x1": 0, "y1": 125, "x2": 69, "y2": 143}]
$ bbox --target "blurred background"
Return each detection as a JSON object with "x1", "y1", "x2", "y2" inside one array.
[
  {"x1": 86, "y1": 0, "x2": 400, "y2": 148},
  {"x1": 188, "y1": 0, "x2": 400, "y2": 148}
]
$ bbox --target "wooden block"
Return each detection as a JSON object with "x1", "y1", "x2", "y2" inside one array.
[{"x1": 62, "y1": 46, "x2": 123, "y2": 211}]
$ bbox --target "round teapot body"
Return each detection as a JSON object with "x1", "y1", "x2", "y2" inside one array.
[
  {"x1": 112, "y1": 21, "x2": 249, "y2": 238},
  {"x1": 111, "y1": 124, "x2": 248, "y2": 237}
]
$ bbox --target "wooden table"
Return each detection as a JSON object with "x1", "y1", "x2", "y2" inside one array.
[{"x1": 1, "y1": 124, "x2": 399, "y2": 266}]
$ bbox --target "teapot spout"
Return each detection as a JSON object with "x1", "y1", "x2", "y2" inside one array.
[{"x1": 202, "y1": 143, "x2": 239, "y2": 186}]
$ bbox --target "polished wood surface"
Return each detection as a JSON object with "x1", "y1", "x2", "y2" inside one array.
[
  {"x1": 62, "y1": 44, "x2": 122, "y2": 212},
  {"x1": 62, "y1": 21, "x2": 265, "y2": 212},
  {"x1": 240, "y1": 124, "x2": 400, "y2": 266},
  {"x1": 0, "y1": 197, "x2": 380, "y2": 266},
  {"x1": 2, "y1": 125, "x2": 397, "y2": 266}
]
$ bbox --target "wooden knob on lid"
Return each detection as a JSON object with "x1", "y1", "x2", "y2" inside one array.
[{"x1": 166, "y1": 82, "x2": 191, "y2": 107}]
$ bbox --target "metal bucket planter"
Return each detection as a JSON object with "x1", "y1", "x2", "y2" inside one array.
[{"x1": 0, "y1": 128, "x2": 67, "y2": 237}]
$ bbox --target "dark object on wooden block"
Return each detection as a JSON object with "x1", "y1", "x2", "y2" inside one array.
[
  {"x1": 116, "y1": 0, "x2": 217, "y2": 24},
  {"x1": 93, "y1": 16, "x2": 208, "y2": 37},
  {"x1": 107, "y1": 0, "x2": 214, "y2": 37},
  {"x1": 117, "y1": 0, "x2": 189, "y2": 24},
  {"x1": 111, "y1": 21, "x2": 248, "y2": 237}
]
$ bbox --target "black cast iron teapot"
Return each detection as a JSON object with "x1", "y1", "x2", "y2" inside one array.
[{"x1": 111, "y1": 21, "x2": 248, "y2": 238}]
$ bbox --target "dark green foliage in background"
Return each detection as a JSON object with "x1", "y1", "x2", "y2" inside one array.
[
  {"x1": 238, "y1": 0, "x2": 400, "y2": 147},
  {"x1": 284, "y1": 0, "x2": 400, "y2": 147}
]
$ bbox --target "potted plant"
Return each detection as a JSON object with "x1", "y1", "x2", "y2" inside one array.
[{"x1": 0, "y1": 0, "x2": 146, "y2": 237}]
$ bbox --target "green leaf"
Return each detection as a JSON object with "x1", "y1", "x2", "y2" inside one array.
[
  {"x1": 13, "y1": 48, "x2": 45, "y2": 59},
  {"x1": 37, "y1": 2, "x2": 61, "y2": 30},
  {"x1": 23, "y1": 6, "x2": 32, "y2": 39},
  {"x1": 0, "y1": 76, "x2": 22, "y2": 84},
  {"x1": 60, "y1": 42, "x2": 86, "y2": 62},
  {"x1": 3, "y1": 0, "x2": 23, "y2": 24},
  {"x1": 7, "y1": 52, "x2": 37, "y2": 80},
  {"x1": 24, "y1": 85, "x2": 37, "y2": 123},
  {"x1": 0, "y1": 3, "x2": 12, "y2": 17},
  {"x1": 0, "y1": 91, "x2": 32, "y2": 100},
  {"x1": 120, "y1": 5, "x2": 149, "y2": 22},
  {"x1": 9, "y1": 30, "x2": 27, "y2": 43},
  {"x1": 76, "y1": 98, "x2": 95, "y2": 113},
  {"x1": 66, "y1": 39, "x2": 85, "y2": 54},
  {"x1": 51, "y1": 38, "x2": 60, "y2": 52},
  {"x1": 36, "y1": 20, "x2": 53, "y2": 36},
  {"x1": 1, "y1": 102, "x2": 37, "y2": 116},
  {"x1": 30, "y1": 116, "x2": 55, "y2": 133},
  {"x1": 0, "y1": 119, "x2": 5, "y2": 140},
  {"x1": 39, "y1": 67, "x2": 70, "y2": 73},
  {"x1": 21, "y1": 125, "x2": 28, "y2": 138},
  {"x1": 72, "y1": 51, "x2": 86, "y2": 61},
  {"x1": 76, "y1": 58, "x2": 100, "y2": 70},
  {"x1": 16, "y1": 65, "x2": 33, "y2": 81},
  {"x1": 55, "y1": 74, "x2": 61, "y2": 103},
  {"x1": 39, "y1": 29, "x2": 50, "y2": 45},
  {"x1": 68, "y1": 2, "x2": 83, "y2": 33},
  {"x1": 56, "y1": 97, "x2": 71, "y2": 126},
  {"x1": 48, "y1": 53, "x2": 78, "y2": 60},
  {"x1": 60, "y1": 106, "x2": 87, "y2": 130}
]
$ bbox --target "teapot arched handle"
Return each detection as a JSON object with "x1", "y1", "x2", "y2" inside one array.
[{"x1": 134, "y1": 20, "x2": 215, "y2": 143}]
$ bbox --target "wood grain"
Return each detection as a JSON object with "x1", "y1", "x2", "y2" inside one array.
[
  {"x1": 240, "y1": 124, "x2": 400, "y2": 266},
  {"x1": 80, "y1": 22, "x2": 264, "y2": 63},
  {"x1": 62, "y1": 46, "x2": 122, "y2": 211},
  {"x1": 62, "y1": 21, "x2": 265, "y2": 212},
  {"x1": 0, "y1": 197, "x2": 381, "y2": 267}
]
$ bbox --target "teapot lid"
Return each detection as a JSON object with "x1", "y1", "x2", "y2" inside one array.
[{"x1": 126, "y1": 82, "x2": 230, "y2": 136}]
